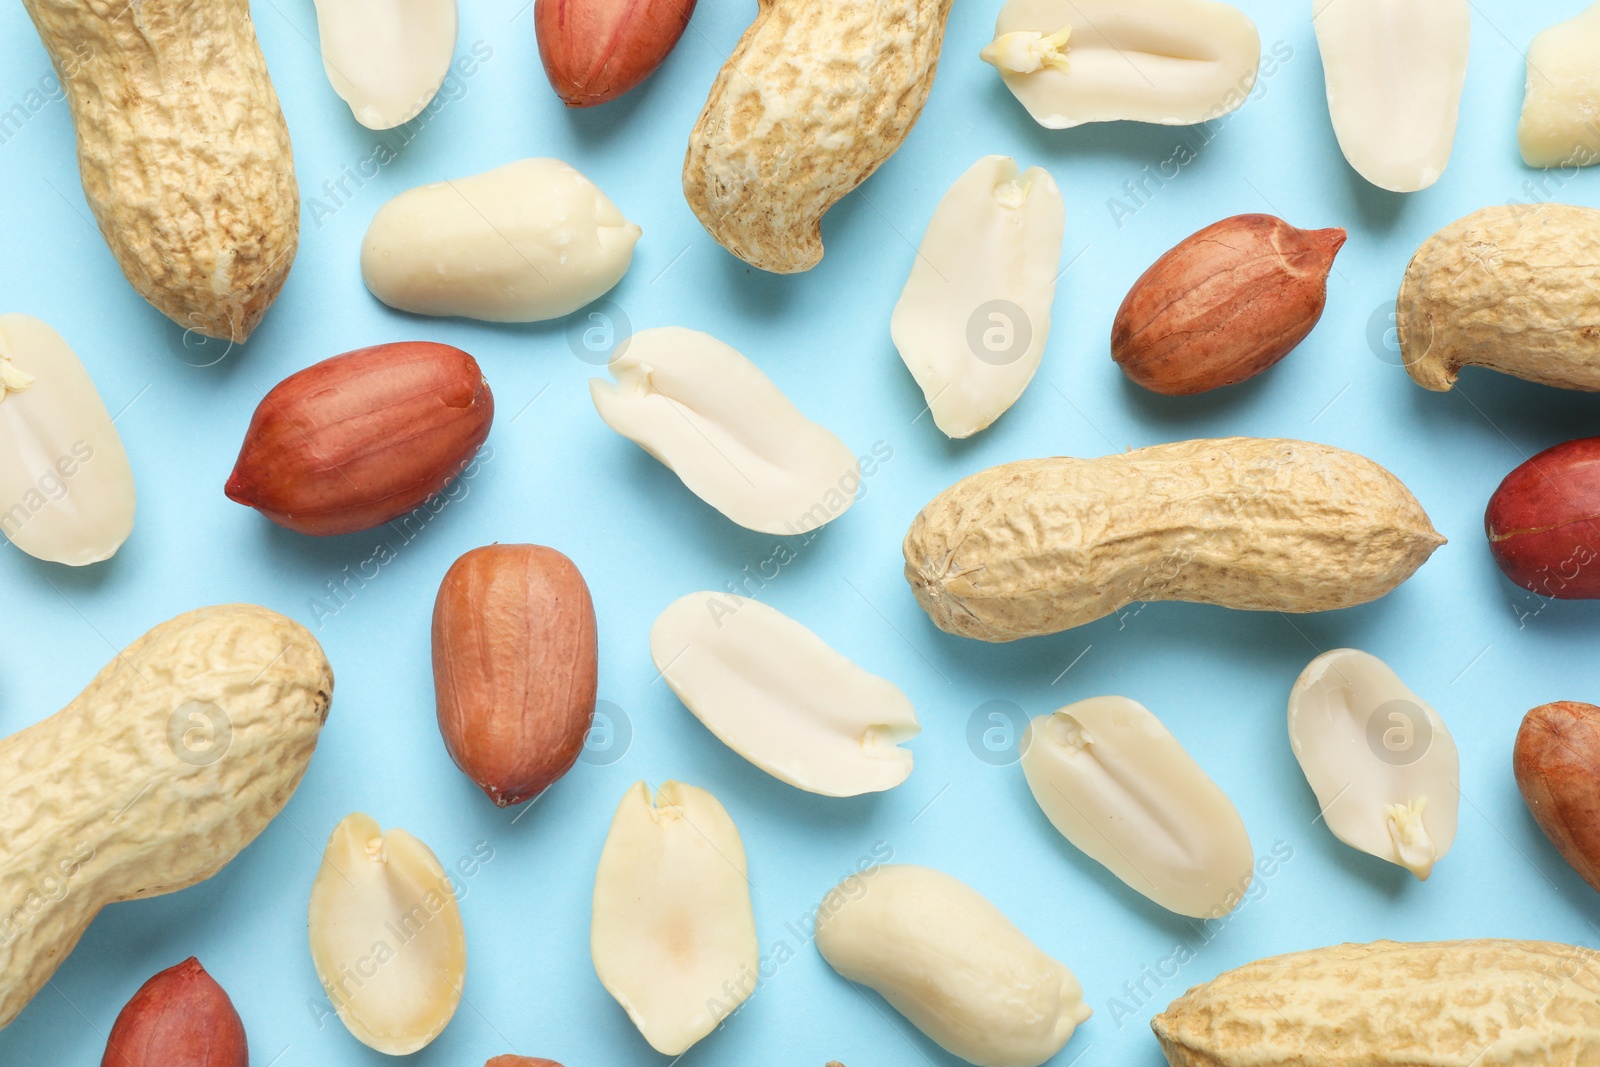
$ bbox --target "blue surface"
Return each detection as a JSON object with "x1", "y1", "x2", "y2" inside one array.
[{"x1": 1, "y1": 0, "x2": 1598, "y2": 1064}]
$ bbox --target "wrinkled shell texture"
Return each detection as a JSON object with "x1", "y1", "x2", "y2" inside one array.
[
  {"x1": 1153, "y1": 939, "x2": 1600, "y2": 1067},
  {"x1": 1398, "y1": 203, "x2": 1600, "y2": 392},
  {"x1": 904, "y1": 438, "x2": 1443, "y2": 641},
  {"x1": 1113, "y1": 215, "x2": 1346, "y2": 396},
  {"x1": 1515, "y1": 701, "x2": 1600, "y2": 894},
  {"x1": 1485, "y1": 437, "x2": 1600, "y2": 599},
  {"x1": 101, "y1": 957, "x2": 248, "y2": 1067},
  {"x1": 0, "y1": 604, "x2": 333, "y2": 1030},
  {"x1": 683, "y1": 0, "x2": 955, "y2": 273},
  {"x1": 433, "y1": 545, "x2": 598, "y2": 806},
  {"x1": 22, "y1": 0, "x2": 298, "y2": 342}
]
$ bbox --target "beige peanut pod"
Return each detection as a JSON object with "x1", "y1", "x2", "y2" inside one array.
[
  {"x1": 1398, "y1": 203, "x2": 1600, "y2": 392},
  {"x1": 682, "y1": 0, "x2": 955, "y2": 273},
  {"x1": 903, "y1": 437, "x2": 1443, "y2": 641},
  {"x1": 22, "y1": 0, "x2": 299, "y2": 342},
  {"x1": 1153, "y1": 939, "x2": 1600, "y2": 1066},
  {"x1": 0, "y1": 604, "x2": 332, "y2": 1030}
]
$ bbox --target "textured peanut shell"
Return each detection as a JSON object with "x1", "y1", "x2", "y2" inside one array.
[
  {"x1": 21, "y1": 0, "x2": 299, "y2": 342},
  {"x1": 0, "y1": 605, "x2": 333, "y2": 1030},
  {"x1": 903, "y1": 437, "x2": 1444, "y2": 641},
  {"x1": 682, "y1": 0, "x2": 954, "y2": 273},
  {"x1": 1153, "y1": 939, "x2": 1600, "y2": 1066},
  {"x1": 1398, "y1": 203, "x2": 1600, "y2": 392}
]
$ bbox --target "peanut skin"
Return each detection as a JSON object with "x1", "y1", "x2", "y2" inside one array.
[
  {"x1": 486, "y1": 1059, "x2": 565, "y2": 1067},
  {"x1": 1515, "y1": 701, "x2": 1600, "y2": 894},
  {"x1": 1485, "y1": 438, "x2": 1600, "y2": 598},
  {"x1": 433, "y1": 545, "x2": 598, "y2": 807},
  {"x1": 225, "y1": 342, "x2": 493, "y2": 536},
  {"x1": 101, "y1": 958, "x2": 248, "y2": 1067},
  {"x1": 535, "y1": 0, "x2": 694, "y2": 106},
  {"x1": 1112, "y1": 214, "x2": 1346, "y2": 396}
]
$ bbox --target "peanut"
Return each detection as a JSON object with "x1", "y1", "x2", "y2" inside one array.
[
  {"x1": 1112, "y1": 215, "x2": 1346, "y2": 396},
  {"x1": 903, "y1": 437, "x2": 1443, "y2": 641},
  {"x1": 225, "y1": 341, "x2": 493, "y2": 536},
  {"x1": 682, "y1": 0, "x2": 954, "y2": 273},
  {"x1": 1515, "y1": 701, "x2": 1600, "y2": 894},
  {"x1": 432, "y1": 544, "x2": 598, "y2": 807},
  {"x1": 22, "y1": 0, "x2": 298, "y2": 341},
  {"x1": 1519, "y1": 5, "x2": 1600, "y2": 168},
  {"x1": 536, "y1": 0, "x2": 694, "y2": 106},
  {"x1": 101, "y1": 958, "x2": 247, "y2": 1067},
  {"x1": 307, "y1": 813, "x2": 466, "y2": 1055},
  {"x1": 1153, "y1": 939, "x2": 1600, "y2": 1066},
  {"x1": 0, "y1": 605, "x2": 332, "y2": 1031},
  {"x1": 1398, "y1": 204, "x2": 1600, "y2": 391},
  {"x1": 815, "y1": 864, "x2": 1089, "y2": 1067},
  {"x1": 1484, "y1": 437, "x2": 1600, "y2": 598}
]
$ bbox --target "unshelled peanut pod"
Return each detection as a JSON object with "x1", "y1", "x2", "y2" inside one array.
[
  {"x1": 433, "y1": 544, "x2": 598, "y2": 807},
  {"x1": 1485, "y1": 437, "x2": 1600, "y2": 598},
  {"x1": 225, "y1": 341, "x2": 492, "y2": 536}
]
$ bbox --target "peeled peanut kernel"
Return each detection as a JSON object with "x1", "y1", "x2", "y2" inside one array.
[
  {"x1": 815, "y1": 864, "x2": 1089, "y2": 1067},
  {"x1": 1288, "y1": 650, "x2": 1459, "y2": 880},
  {"x1": 983, "y1": 0, "x2": 1260, "y2": 128},
  {"x1": 590, "y1": 327, "x2": 860, "y2": 533},
  {"x1": 1021, "y1": 697, "x2": 1254, "y2": 918},
  {"x1": 307, "y1": 813, "x2": 466, "y2": 1055},
  {"x1": 891, "y1": 156, "x2": 1063, "y2": 439},
  {"x1": 649, "y1": 592, "x2": 920, "y2": 796},
  {"x1": 313, "y1": 0, "x2": 457, "y2": 129},
  {"x1": 1520, "y1": 4, "x2": 1600, "y2": 168},
  {"x1": 591, "y1": 781, "x2": 758, "y2": 1055},
  {"x1": 361, "y1": 159, "x2": 640, "y2": 323},
  {"x1": 0, "y1": 314, "x2": 135, "y2": 565},
  {"x1": 1314, "y1": 0, "x2": 1470, "y2": 192}
]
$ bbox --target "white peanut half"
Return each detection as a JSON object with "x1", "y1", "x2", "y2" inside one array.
[
  {"x1": 649, "y1": 592, "x2": 920, "y2": 796},
  {"x1": 1519, "y1": 4, "x2": 1600, "y2": 168},
  {"x1": 903, "y1": 438, "x2": 1444, "y2": 642},
  {"x1": 1313, "y1": 0, "x2": 1471, "y2": 192},
  {"x1": 591, "y1": 781, "x2": 758, "y2": 1055},
  {"x1": 590, "y1": 327, "x2": 861, "y2": 533},
  {"x1": 983, "y1": 0, "x2": 1260, "y2": 128},
  {"x1": 313, "y1": 0, "x2": 458, "y2": 129},
  {"x1": 0, "y1": 315, "x2": 135, "y2": 565},
  {"x1": 0, "y1": 604, "x2": 332, "y2": 1031},
  {"x1": 307, "y1": 813, "x2": 466, "y2": 1055},
  {"x1": 815, "y1": 864, "x2": 1089, "y2": 1067},
  {"x1": 891, "y1": 156, "x2": 1063, "y2": 439},
  {"x1": 682, "y1": 0, "x2": 955, "y2": 273},
  {"x1": 361, "y1": 158, "x2": 640, "y2": 322},
  {"x1": 1289, "y1": 649, "x2": 1459, "y2": 880},
  {"x1": 1021, "y1": 697, "x2": 1254, "y2": 918}
]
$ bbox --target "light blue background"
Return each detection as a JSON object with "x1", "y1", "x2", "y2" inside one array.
[{"x1": 1, "y1": 0, "x2": 1597, "y2": 1064}]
